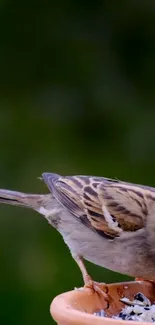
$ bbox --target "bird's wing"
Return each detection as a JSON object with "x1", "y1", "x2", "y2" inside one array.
[{"x1": 42, "y1": 173, "x2": 150, "y2": 239}]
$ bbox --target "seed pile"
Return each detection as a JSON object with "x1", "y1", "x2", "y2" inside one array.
[{"x1": 94, "y1": 292, "x2": 155, "y2": 322}]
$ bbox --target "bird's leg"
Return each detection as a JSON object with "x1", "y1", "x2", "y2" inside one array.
[{"x1": 73, "y1": 254, "x2": 108, "y2": 300}]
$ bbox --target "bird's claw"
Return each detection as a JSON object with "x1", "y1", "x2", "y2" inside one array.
[{"x1": 84, "y1": 275, "x2": 108, "y2": 301}]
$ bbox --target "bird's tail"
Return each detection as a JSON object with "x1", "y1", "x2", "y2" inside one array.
[{"x1": 0, "y1": 189, "x2": 44, "y2": 209}]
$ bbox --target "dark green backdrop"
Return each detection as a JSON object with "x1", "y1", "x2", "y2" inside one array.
[{"x1": 0, "y1": 1, "x2": 155, "y2": 324}]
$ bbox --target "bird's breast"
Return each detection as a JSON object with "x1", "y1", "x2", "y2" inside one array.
[{"x1": 42, "y1": 203, "x2": 155, "y2": 279}]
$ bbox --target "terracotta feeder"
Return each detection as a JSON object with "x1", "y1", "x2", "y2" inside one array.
[{"x1": 50, "y1": 281, "x2": 155, "y2": 325}]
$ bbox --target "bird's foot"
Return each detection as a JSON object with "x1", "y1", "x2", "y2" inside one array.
[
  {"x1": 84, "y1": 274, "x2": 109, "y2": 301},
  {"x1": 73, "y1": 255, "x2": 108, "y2": 300}
]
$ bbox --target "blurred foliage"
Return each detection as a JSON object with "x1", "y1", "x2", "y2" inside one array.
[{"x1": 0, "y1": 1, "x2": 155, "y2": 324}]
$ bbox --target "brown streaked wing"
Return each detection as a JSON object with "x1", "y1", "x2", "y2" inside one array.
[
  {"x1": 80, "y1": 179, "x2": 122, "y2": 237},
  {"x1": 44, "y1": 174, "x2": 122, "y2": 237},
  {"x1": 42, "y1": 173, "x2": 118, "y2": 238},
  {"x1": 42, "y1": 173, "x2": 148, "y2": 238},
  {"x1": 98, "y1": 180, "x2": 146, "y2": 231},
  {"x1": 42, "y1": 173, "x2": 84, "y2": 218}
]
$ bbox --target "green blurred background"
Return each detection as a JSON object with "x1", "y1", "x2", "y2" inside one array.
[{"x1": 0, "y1": 1, "x2": 155, "y2": 324}]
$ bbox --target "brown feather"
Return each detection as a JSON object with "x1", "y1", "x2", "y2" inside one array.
[{"x1": 42, "y1": 173, "x2": 155, "y2": 240}]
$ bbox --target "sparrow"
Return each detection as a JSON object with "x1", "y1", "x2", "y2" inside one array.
[{"x1": 0, "y1": 172, "x2": 155, "y2": 299}]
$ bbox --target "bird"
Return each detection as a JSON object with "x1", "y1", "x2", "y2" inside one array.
[{"x1": 0, "y1": 172, "x2": 155, "y2": 300}]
